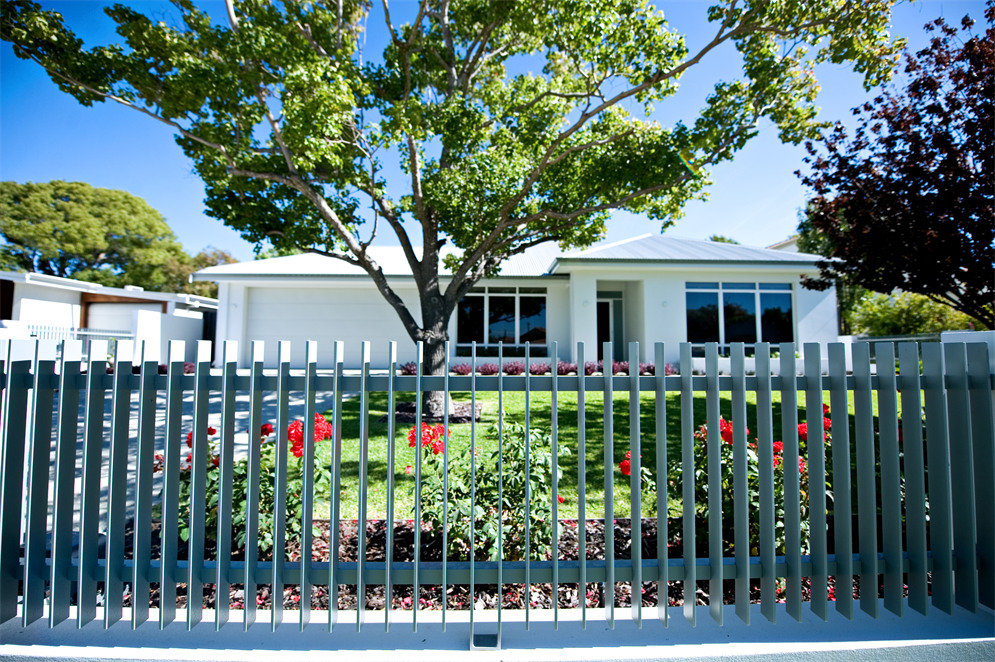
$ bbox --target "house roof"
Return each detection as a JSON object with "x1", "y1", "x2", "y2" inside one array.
[
  {"x1": 0, "y1": 271, "x2": 218, "y2": 309},
  {"x1": 554, "y1": 233, "x2": 820, "y2": 265},
  {"x1": 193, "y1": 234, "x2": 822, "y2": 282}
]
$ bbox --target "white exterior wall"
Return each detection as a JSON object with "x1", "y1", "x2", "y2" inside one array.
[
  {"x1": 208, "y1": 263, "x2": 838, "y2": 370},
  {"x1": 238, "y1": 281, "x2": 422, "y2": 368},
  {"x1": 795, "y1": 283, "x2": 839, "y2": 355},
  {"x1": 13, "y1": 282, "x2": 80, "y2": 327},
  {"x1": 88, "y1": 302, "x2": 162, "y2": 332}
]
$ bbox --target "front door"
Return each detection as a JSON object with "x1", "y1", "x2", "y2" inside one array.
[{"x1": 597, "y1": 299, "x2": 612, "y2": 360}]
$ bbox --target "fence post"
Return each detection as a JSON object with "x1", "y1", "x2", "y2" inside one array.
[
  {"x1": 22, "y1": 341, "x2": 55, "y2": 626},
  {"x1": 966, "y1": 342, "x2": 995, "y2": 610},
  {"x1": 0, "y1": 340, "x2": 32, "y2": 624},
  {"x1": 216, "y1": 340, "x2": 239, "y2": 631},
  {"x1": 77, "y1": 340, "x2": 108, "y2": 627},
  {"x1": 654, "y1": 342, "x2": 668, "y2": 627},
  {"x1": 944, "y1": 343, "x2": 978, "y2": 611},
  {"x1": 50, "y1": 340, "x2": 83, "y2": 627},
  {"x1": 104, "y1": 340, "x2": 135, "y2": 627},
  {"x1": 132, "y1": 340, "x2": 158, "y2": 629}
]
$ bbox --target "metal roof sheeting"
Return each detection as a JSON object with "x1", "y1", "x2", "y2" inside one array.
[{"x1": 194, "y1": 234, "x2": 821, "y2": 281}]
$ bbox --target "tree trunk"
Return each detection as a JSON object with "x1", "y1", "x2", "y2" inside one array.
[{"x1": 421, "y1": 334, "x2": 453, "y2": 420}]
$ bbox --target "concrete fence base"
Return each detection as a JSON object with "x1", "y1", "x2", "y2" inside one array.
[{"x1": 2, "y1": 602, "x2": 992, "y2": 662}]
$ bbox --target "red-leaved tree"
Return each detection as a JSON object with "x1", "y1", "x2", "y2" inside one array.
[{"x1": 798, "y1": 5, "x2": 994, "y2": 329}]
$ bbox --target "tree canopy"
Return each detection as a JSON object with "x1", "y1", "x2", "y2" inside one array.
[
  {"x1": 0, "y1": 179, "x2": 188, "y2": 288},
  {"x1": 2, "y1": 0, "x2": 906, "y2": 388},
  {"x1": 0, "y1": 179, "x2": 235, "y2": 295},
  {"x1": 798, "y1": 5, "x2": 994, "y2": 328}
]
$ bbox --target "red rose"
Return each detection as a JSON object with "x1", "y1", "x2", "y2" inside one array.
[
  {"x1": 288, "y1": 420, "x2": 304, "y2": 444},
  {"x1": 207, "y1": 426, "x2": 217, "y2": 435},
  {"x1": 797, "y1": 423, "x2": 808, "y2": 441},
  {"x1": 557, "y1": 495, "x2": 565, "y2": 504},
  {"x1": 260, "y1": 423, "x2": 274, "y2": 437},
  {"x1": 186, "y1": 431, "x2": 193, "y2": 448},
  {"x1": 619, "y1": 459, "x2": 631, "y2": 476},
  {"x1": 211, "y1": 456, "x2": 220, "y2": 467}
]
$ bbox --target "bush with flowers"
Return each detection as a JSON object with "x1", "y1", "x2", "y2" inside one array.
[
  {"x1": 166, "y1": 412, "x2": 334, "y2": 557},
  {"x1": 625, "y1": 404, "x2": 833, "y2": 555},
  {"x1": 407, "y1": 420, "x2": 569, "y2": 562}
]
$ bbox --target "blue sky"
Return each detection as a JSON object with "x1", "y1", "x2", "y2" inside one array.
[{"x1": 0, "y1": 0, "x2": 985, "y2": 261}]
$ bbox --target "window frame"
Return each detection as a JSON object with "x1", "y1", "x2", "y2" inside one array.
[
  {"x1": 456, "y1": 286, "x2": 548, "y2": 354},
  {"x1": 684, "y1": 281, "x2": 795, "y2": 355}
]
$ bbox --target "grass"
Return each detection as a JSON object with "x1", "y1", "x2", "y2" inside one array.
[{"x1": 312, "y1": 386, "x2": 896, "y2": 521}]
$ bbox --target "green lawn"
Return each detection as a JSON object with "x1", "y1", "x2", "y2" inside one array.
[{"x1": 313, "y1": 386, "x2": 894, "y2": 520}]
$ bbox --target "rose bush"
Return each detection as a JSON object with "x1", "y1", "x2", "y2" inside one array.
[
  {"x1": 164, "y1": 412, "x2": 334, "y2": 557},
  {"x1": 408, "y1": 420, "x2": 569, "y2": 562}
]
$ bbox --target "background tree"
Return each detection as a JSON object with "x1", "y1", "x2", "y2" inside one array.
[
  {"x1": 0, "y1": 179, "x2": 192, "y2": 290},
  {"x1": 162, "y1": 247, "x2": 239, "y2": 298},
  {"x1": 850, "y1": 291, "x2": 979, "y2": 336},
  {"x1": 706, "y1": 234, "x2": 740, "y2": 244},
  {"x1": 798, "y1": 5, "x2": 994, "y2": 328},
  {"x1": 2, "y1": 0, "x2": 904, "y2": 414}
]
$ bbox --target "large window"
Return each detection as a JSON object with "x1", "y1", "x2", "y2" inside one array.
[
  {"x1": 685, "y1": 282, "x2": 794, "y2": 355},
  {"x1": 457, "y1": 287, "x2": 547, "y2": 356}
]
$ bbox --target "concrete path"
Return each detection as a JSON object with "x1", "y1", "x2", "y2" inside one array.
[{"x1": 1, "y1": 603, "x2": 993, "y2": 661}]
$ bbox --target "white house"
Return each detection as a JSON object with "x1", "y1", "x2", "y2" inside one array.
[
  {"x1": 193, "y1": 234, "x2": 838, "y2": 369},
  {"x1": 0, "y1": 271, "x2": 218, "y2": 362}
]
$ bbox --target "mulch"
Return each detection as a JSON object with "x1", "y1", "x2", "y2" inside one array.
[{"x1": 113, "y1": 518, "x2": 864, "y2": 612}]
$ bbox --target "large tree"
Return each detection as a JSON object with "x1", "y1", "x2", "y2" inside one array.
[
  {"x1": 798, "y1": 5, "x2": 994, "y2": 328},
  {"x1": 0, "y1": 179, "x2": 193, "y2": 291},
  {"x1": 3, "y1": 0, "x2": 903, "y2": 413}
]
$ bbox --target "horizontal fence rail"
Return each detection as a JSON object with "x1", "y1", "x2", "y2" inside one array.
[{"x1": 0, "y1": 339, "x2": 992, "y2": 646}]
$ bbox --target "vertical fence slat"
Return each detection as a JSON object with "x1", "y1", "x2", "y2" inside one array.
[
  {"x1": 132, "y1": 343, "x2": 157, "y2": 629},
  {"x1": 851, "y1": 342, "x2": 878, "y2": 618},
  {"x1": 23, "y1": 342, "x2": 54, "y2": 626},
  {"x1": 551, "y1": 341, "x2": 560, "y2": 629},
  {"x1": 385, "y1": 342, "x2": 397, "y2": 631},
  {"x1": 443, "y1": 345, "x2": 452, "y2": 631},
  {"x1": 943, "y1": 343, "x2": 978, "y2": 611},
  {"x1": 779, "y1": 343, "x2": 802, "y2": 622},
  {"x1": 603, "y1": 341, "x2": 615, "y2": 627},
  {"x1": 302, "y1": 342, "x2": 318, "y2": 630},
  {"x1": 628, "y1": 341, "x2": 642, "y2": 628},
  {"x1": 78, "y1": 340, "x2": 108, "y2": 627},
  {"x1": 50, "y1": 340, "x2": 82, "y2": 627},
  {"x1": 898, "y1": 342, "x2": 927, "y2": 615},
  {"x1": 104, "y1": 340, "x2": 134, "y2": 627},
  {"x1": 328, "y1": 341, "x2": 344, "y2": 631},
  {"x1": 755, "y1": 343, "x2": 776, "y2": 623},
  {"x1": 413, "y1": 342, "x2": 423, "y2": 633},
  {"x1": 0, "y1": 340, "x2": 30, "y2": 625},
  {"x1": 921, "y1": 343, "x2": 953, "y2": 613},
  {"x1": 875, "y1": 342, "x2": 903, "y2": 617},
  {"x1": 965, "y1": 342, "x2": 994, "y2": 610},
  {"x1": 357, "y1": 342, "x2": 370, "y2": 631},
  {"x1": 469, "y1": 343, "x2": 477, "y2": 636},
  {"x1": 244, "y1": 341, "x2": 265, "y2": 631},
  {"x1": 216, "y1": 341, "x2": 238, "y2": 631},
  {"x1": 524, "y1": 344, "x2": 531, "y2": 630},
  {"x1": 577, "y1": 342, "x2": 587, "y2": 629},
  {"x1": 654, "y1": 342, "x2": 668, "y2": 627},
  {"x1": 827, "y1": 343, "x2": 853, "y2": 620},
  {"x1": 187, "y1": 341, "x2": 212, "y2": 630},
  {"x1": 159, "y1": 340, "x2": 186, "y2": 628},
  {"x1": 731, "y1": 343, "x2": 749, "y2": 624},
  {"x1": 679, "y1": 343, "x2": 695, "y2": 627},
  {"x1": 804, "y1": 343, "x2": 828, "y2": 619},
  {"x1": 272, "y1": 341, "x2": 291, "y2": 631},
  {"x1": 705, "y1": 343, "x2": 722, "y2": 626},
  {"x1": 496, "y1": 343, "x2": 504, "y2": 639}
]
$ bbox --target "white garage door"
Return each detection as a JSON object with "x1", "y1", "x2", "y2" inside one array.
[{"x1": 245, "y1": 286, "x2": 421, "y2": 368}]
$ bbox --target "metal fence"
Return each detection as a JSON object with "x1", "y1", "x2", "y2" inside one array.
[{"x1": 0, "y1": 338, "x2": 992, "y2": 648}]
